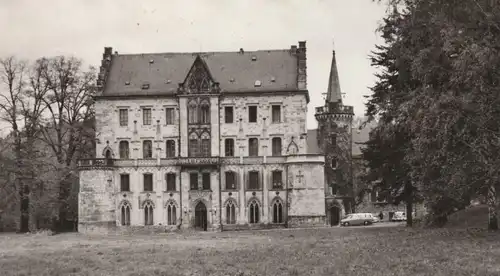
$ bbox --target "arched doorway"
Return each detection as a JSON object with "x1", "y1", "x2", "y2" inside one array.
[
  {"x1": 194, "y1": 201, "x2": 208, "y2": 231},
  {"x1": 329, "y1": 206, "x2": 340, "y2": 226}
]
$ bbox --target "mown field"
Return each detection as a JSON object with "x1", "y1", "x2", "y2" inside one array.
[{"x1": 0, "y1": 219, "x2": 499, "y2": 276}]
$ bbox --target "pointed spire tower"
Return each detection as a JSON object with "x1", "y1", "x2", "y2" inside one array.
[{"x1": 316, "y1": 41, "x2": 355, "y2": 220}]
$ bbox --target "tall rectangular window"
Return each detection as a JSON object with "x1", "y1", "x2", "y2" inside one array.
[
  {"x1": 143, "y1": 140, "x2": 153, "y2": 159},
  {"x1": 248, "y1": 171, "x2": 259, "y2": 190},
  {"x1": 119, "y1": 141, "x2": 129, "y2": 159},
  {"x1": 248, "y1": 106, "x2": 257, "y2": 123},
  {"x1": 272, "y1": 137, "x2": 282, "y2": 156},
  {"x1": 190, "y1": 173, "x2": 198, "y2": 190},
  {"x1": 143, "y1": 108, "x2": 152, "y2": 125},
  {"x1": 143, "y1": 174, "x2": 153, "y2": 192},
  {"x1": 224, "y1": 106, "x2": 234, "y2": 123},
  {"x1": 189, "y1": 139, "x2": 199, "y2": 157},
  {"x1": 166, "y1": 140, "x2": 176, "y2": 158},
  {"x1": 202, "y1": 173, "x2": 211, "y2": 190},
  {"x1": 225, "y1": 139, "x2": 234, "y2": 157},
  {"x1": 201, "y1": 139, "x2": 211, "y2": 157},
  {"x1": 201, "y1": 105, "x2": 210, "y2": 124},
  {"x1": 165, "y1": 108, "x2": 175, "y2": 125},
  {"x1": 249, "y1": 138, "x2": 258, "y2": 156},
  {"x1": 271, "y1": 105, "x2": 281, "y2": 123},
  {"x1": 272, "y1": 171, "x2": 283, "y2": 189},
  {"x1": 225, "y1": 171, "x2": 236, "y2": 190},
  {"x1": 166, "y1": 173, "x2": 176, "y2": 191},
  {"x1": 120, "y1": 174, "x2": 130, "y2": 192},
  {"x1": 119, "y1": 109, "x2": 128, "y2": 126}
]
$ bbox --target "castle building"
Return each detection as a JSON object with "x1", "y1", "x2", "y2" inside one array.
[{"x1": 78, "y1": 41, "x2": 332, "y2": 233}]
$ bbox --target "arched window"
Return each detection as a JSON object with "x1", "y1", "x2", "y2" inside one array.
[
  {"x1": 200, "y1": 101, "x2": 210, "y2": 124},
  {"x1": 144, "y1": 201, "x2": 154, "y2": 225},
  {"x1": 166, "y1": 140, "x2": 176, "y2": 158},
  {"x1": 272, "y1": 199, "x2": 284, "y2": 223},
  {"x1": 120, "y1": 202, "x2": 131, "y2": 226},
  {"x1": 226, "y1": 200, "x2": 236, "y2": 224},
  {"x1": 188, "y1": 101, "x2": 198, "y2": 124},
  {"x1": 143, "y1": 140, "x2": 152, "y2": 159},
  {"x1": 119, "y1": 141, "x2": 129, "y2": 159},
  {"x1": 189, "y1": 132, "x2": 199, "y2": 157},
  {"x1": 272, "y1": 137, "x2": 282, "y2": 156},
  {"x1": 200, "y1": 132, "x2": 211, "y2": 157},
  {"x1": 167, "y1": 201, "x2": 177, "y2": 225},
  {"x1": 249, "y1": 200, "x2": 260, "y2": 224}
]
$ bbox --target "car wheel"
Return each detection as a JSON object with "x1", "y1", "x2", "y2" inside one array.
[
  {"x1": 344, "y1": 222, "x2": 350, "y2": 227},
  {"x1": 364, "y1": 221, "x2": 370, "y2": 226}
]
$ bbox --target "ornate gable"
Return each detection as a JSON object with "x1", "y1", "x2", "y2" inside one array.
[{"x1": 178, "y1": 55, "x2": 220, "y2": 94}]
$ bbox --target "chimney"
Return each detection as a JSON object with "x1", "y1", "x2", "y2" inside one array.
[
  {"x1": 297, "y1": 41, "x2": 307, "y2": 90},
  {"x1": 239, "y1": 48, "x2": 244, "y2": 54},
  {"x1": 290, "y1": 45, "x2": 297, "y2": 55},
  {"x1": 97, "y1": 47, "x2": 114, "y2": 94}
]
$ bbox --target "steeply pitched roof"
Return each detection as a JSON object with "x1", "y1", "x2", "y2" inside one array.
[
  {"x1": 325, "y1": 50, "x2": 343, "y2": 104},
  {"x1": 103, "y1": 50, "x2": 299, "y2": 96}
]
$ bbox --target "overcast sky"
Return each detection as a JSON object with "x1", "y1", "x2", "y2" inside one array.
[{"x1": 0, "y1": 0, "x2": 387, "y2": 130}]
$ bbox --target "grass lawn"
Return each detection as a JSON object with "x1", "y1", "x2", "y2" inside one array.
[{"x1": 1, "y1": 223, "x2": 499, "y2": 276}]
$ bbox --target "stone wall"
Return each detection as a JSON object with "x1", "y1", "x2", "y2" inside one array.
[{"x1": 78, "y1": 169, "x2": 116, "y2": 234}]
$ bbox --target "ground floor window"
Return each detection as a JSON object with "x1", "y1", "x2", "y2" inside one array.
[
  {"x1": 272, "y1": 199, "x2": 284, "y2": 223},
  {"x1": 226, "y1": 201, "x2": 236, "y2": 224},
  {"x1": 121, "y1": 203, "x2": 131, "y2": 226},
  {"x1": 167, "y1": 202, "x2": 177, "y2": 225},
  {"x1": 144, "y1": 202, "x2": 154, "y2": 225},
  {"x1": 249, "y1": 200, "x2": 260, "y2": 224}
]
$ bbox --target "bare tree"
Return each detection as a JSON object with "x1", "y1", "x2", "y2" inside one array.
[
  {"x1": 39, "y1": 56, "x2": 96, "y2": 231},
  {"x1": 0, "y1": 56, "x2": 29, "y2": 232}
]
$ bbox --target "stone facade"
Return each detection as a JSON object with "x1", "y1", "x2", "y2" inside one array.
[{"x1": 78, "y1": 41, "x2": 328, "y2": 233}]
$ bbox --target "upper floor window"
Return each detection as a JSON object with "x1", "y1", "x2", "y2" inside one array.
[
  {"x1": 200, "y1": 104, "x2": 210, "y2": 124},
  {"x1": 225, "y1": 139, "x2": 234, "y2": 157},
  {"x1": 120, "y1": 174, "x2": 130, "y2": 192},
  {"x1": 166, "y1": 140, "x2": 176, "y2": 158},
  {"x1": 224, "y1": 106, "x2": 234, "y2": 123},
  {"x1": 271, "y1": 105, "x2": 281, "y2": 123},
  {"x1": 165, "y1": 108, "x2": 175, "y2": 125},
  {"x1": 190, "y1": 173, "x2": 198, "y2": 190},
  {"x1": 143, "y1": 173, "x2": 153, "y2": 192},
  {"x1": 225, "y1": 171, "x2": 237, "y2": 190},
  {"x1": 249, "y1": 138, "x2": 258, "y2": 156},
  {"x1": 119, "y1": 109, "x2": 128, "y2": 126},
  {"x1": 143, "y1": 140, "x2": 153, "y2": 159},
  {"x1": 248, "y1": 171, "x2": 260, "y2": 190},
  {"x1": 166, "y1": 173, "x2": 176, "y2": 191},
  {"x1": 201, "y1": 138, "x2": 211, "y2": 157},
  {"x1": 119, "y1": 141, "x2": 129, "y2": 159},
  {"x1": 188, "y1": 103, "x2": 198, "y2": 124},
  {"x1": 143, "y1": 108, "x2": 152, "y2": 125},
  {"x1": 272, "y1": 171, "x2": 283, "y2": 189},
  {"x1": 202, "y1": 172, "x2": 211, "y2": 190},
  {"x1": 248, "y1": 106, "x2": 257, "y2": 123},
  {"x1": 271, "y1": 137, "x2": 282, "y2": 156}
]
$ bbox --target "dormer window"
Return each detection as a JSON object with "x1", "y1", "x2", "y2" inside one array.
[
  {"x1": 125, "y1": 81, "x2": 130, "y2": 85},
  {"x1": 254, "y1": 80, "x2": 261, "y2": 87},
  {"x1": 142, "y1": 83, "x2": 150, "y2": 90}
]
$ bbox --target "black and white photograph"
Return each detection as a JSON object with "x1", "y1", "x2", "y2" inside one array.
[{"x1": 0, "y1": 0, "x2": 499, "y2": 275}]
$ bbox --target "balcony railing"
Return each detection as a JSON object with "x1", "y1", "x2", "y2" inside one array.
[
  {"x1": 78, "y1": 158, "x2": 114, "y2": 168},
  {"x1": 315, "y1": 103, "x2": 354, "y2": 115},
  {"x1": 176, "y1": 157, "x2": 220, "y2": 166}
]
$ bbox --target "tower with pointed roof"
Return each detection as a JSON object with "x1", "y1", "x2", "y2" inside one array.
[{"x1": 315, "y1": 46, "x2": 355, "y2": 226}]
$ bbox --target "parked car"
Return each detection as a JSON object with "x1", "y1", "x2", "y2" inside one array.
[
  {"x1": 392, "y1": 211, "x2": 407, "y2": 221},
  {"x1": 340, "y1": 213, "x2": 376, "y2": 226},
  {"x1": 371, "y1": 214, "x2": 380, "y2": 223}
]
